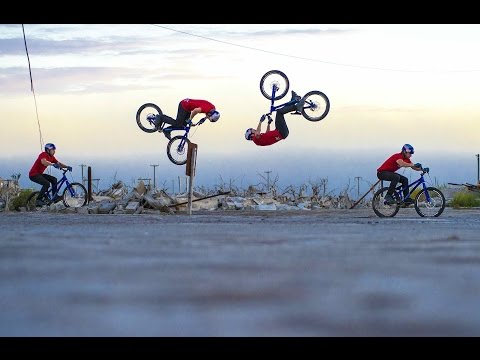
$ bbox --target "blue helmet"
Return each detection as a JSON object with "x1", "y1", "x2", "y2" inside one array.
[
  {"x1": 45, "y1": 143, "x2": 56, "y2": 152},
  {"x1": 207, "y1": 109, "x2": 220, "y2": 122},
  {"x1": 245, "y1": 128, "x2": 254, "y2": 140},
  {"x1": 402, "y1": 144, "x2": 414, "y2": 154}
]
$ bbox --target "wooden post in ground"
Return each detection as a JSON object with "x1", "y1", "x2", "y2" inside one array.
[
  {"x1": 87, "y1": 166, "x2": 93, "y2": 203},
  {"x1": 350, "y1": 179, "x2": 380, "y2": 209},
  {"x1": 186, "y1": 143, "x2": 198, "y2": 215}
]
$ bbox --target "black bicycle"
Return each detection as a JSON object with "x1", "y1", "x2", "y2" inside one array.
[
  {"x1": 259, "y1": 69, "x2": 330, "y2": 122},
  {"x1": 136, "y1": 103, "x2": 205, "y2": 166},
  {"x1": 372, "y1": 167, "x2": 446, "y2": 218},
  {"x1": 26, "y1": 168, "x2": 87, "y2": 211}
]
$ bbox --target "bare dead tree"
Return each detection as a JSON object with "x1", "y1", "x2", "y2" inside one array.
[
  {"x1": 298, "y1": 183, "x2": 309, "y2": 199},
  {"x1": 282, "y1": 184, "x2": 297, "y2": 199},
  {"x1": 157, "y1": 180, "x2": 169, "y2": 193},
  {"x1": 256, "y1": 171, "x2": 279, "y2": 194}
]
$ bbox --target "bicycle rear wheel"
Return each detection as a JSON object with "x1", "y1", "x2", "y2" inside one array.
[
  {"x1": 63, "y1": 182, "x2": 88, "y2": 208},
  {"x1": 167, "y1": 135, "x2": 191, "y2": 165},
  {"x1": 260, "y1": 70, "x2": 289, "y2": 100},
  {"x1": 301, "y1": 90, "x2": 330, "y2": 122},
  {"x1": 414, "y1": 187, "x2": 446, "y2": 217},
  {"x1": 372, "y1": 187, "x2": 400, "y2": 217},
  {"x1": 136, "y1": 103, "x2": 163, "y2": 133}
]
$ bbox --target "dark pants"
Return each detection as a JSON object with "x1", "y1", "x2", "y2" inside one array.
[
  {"x1": 160, "y1": 102, "x2": 190, "y2": 128},
  {"x1": 30, "y1": 174, "x2": 57, "y2": 200},
  {"x1": 275, "y1": 104, "x2": 296, "y2": 139},
  {"x1": 377, "y1": 171, "x2": 409, "y2": 198}
]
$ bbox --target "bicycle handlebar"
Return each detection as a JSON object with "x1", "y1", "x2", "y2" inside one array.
[
  {"x1": 421, "y1": 167, "x2": 430, "y2": 175},
  {"x1": 189, "y1": 117, "x2": 206, "y2": 127}
]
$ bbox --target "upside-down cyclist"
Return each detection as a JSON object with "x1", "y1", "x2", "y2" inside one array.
[
  {"x1": 376, "y1": 144, "x2": 423, "y2": 206},
  {"x1": 28, "y1": 143, "x2": 73, "y2": 206},
  {"x1": 245, "y1": 91, "x2": 303, "y2": 146},
  {"x1": 150, "y1": 98, "x2": 220, "y2": 140}
]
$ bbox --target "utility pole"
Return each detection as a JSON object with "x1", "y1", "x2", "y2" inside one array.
[
  {"x1": 150, "y1": 164, "x2": 159, "y2": 190},
  {"x1": 476, "y1": 154, "x2": 479, "y2": 184},
  {"x1": 79, "y1": 164, "x2": 87, "y2": 186},
  {"x1": 265, "y1": 170, "x2": 272, "y2": 192},
  {"x1": 354, "y1": 176, "x2": 362, "y2": 197}
]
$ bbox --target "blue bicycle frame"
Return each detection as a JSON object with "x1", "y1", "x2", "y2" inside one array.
[
  {"x1": 265, "y1": 84, "x2": 300, "y2": 116},
  {"x1": 44, "y1": 169, "x2": 75, "y2": 200},
  {"x1": 162, "y1": 118, "x2": 205, "y2": 150},
  {"x1": 392, "y1": 171, "x2": 431, "y2": 203}
]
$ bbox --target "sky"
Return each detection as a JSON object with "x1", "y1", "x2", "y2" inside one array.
[{"x1": 1, "y1": 24, "x2": 480, "y2": 197}]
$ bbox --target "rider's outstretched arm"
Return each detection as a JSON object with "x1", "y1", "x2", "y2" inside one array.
[
  {"x1": 189, "y1": 107, "x2": 202, "y2": 121},
  {"x1": 256, "y1": 120, "x2": 263, "y2": 133}
]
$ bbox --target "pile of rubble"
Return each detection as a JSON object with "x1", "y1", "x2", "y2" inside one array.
[{"x1": 29, "y1": 180, "x2": 361, "y2": 214}]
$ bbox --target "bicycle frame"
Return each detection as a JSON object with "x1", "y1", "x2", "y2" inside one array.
[
  {"x1": 266, "y1": 84, "x2": 298, "y2": 115},
  {"x1": 393, "y1": 172, "x2": 430, "y2": 203},
  {"x1": 44, "y1": 171, "x2": 74, "y2": 200},
  {"x1": 163, "y1": 123, "x2": 191, "y2": 149},
  {"x1": 266, "y1": 84, "x2": 314, "y2": 115}
]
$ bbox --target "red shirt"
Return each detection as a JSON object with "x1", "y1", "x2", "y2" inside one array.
[
  {"x1": 180, "y1": 99, "x2": 215, "y2": 114},
  {"x1": 29, "y1": 152, "x2": 58, "y2": 177},
  {"x1": 377, "y1": 152, "x2": 412, "y2": 172},
  {"x1": 252, "y1": 129, "x2": 284, "y2": 146}
]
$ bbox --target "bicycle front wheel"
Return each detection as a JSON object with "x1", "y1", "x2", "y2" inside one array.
[
  {"x1": 260, "y1": 70, "x2": 289, "y2": 100},
  {"x1": 63, "y1": 182, "x2": 88, "y2": 208},
  {"x1": 372, "y1": 187, "x2": 400, "y2": 218},
  {"x1": 136, "y1": 103, "x2": 163, "y2": 133},
  {"x1": 301, "y1": 90, "x2": 330, "y2": 122},
  {"x1": 25, "y1": 191, "x2": 41, "y2": 211},
  {"x1": 414, "y1": 187, "x2": 446, "y2": 217},
  {"x1": 167, "y1": 135, "x2": 191, "y2": 165}
]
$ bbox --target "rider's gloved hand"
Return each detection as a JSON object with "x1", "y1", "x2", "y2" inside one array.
[
  {"x1": 414, "y1": 163, "x2": 422, "y2": 169},
  {"x1": 423, "y1": 167, "x2": 429, "y2": 173},
  {"x1": 186, "y1": 119, "x2": 192, "y2": 125},
  {"x1": 198, "y1": 117, "x2": 206, "y2": 125},
  {"x1": 52, "y1": 163, "x2": 61, "y2": 169},
  {"x1": 260, "y1": 115, "x2": 266, "y2": 123},
  {"x1": 267, "y1": 115, "x2": 273, "y2": 124},
  {"x1": 66, "y1": 166, "x2": 73, "y2": 172}
]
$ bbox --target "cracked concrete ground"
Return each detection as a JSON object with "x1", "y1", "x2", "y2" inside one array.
[{"x1": 1, "y1": 207, "x2": 480, "y2": 336}]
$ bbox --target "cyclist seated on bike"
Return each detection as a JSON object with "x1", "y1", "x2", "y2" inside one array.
[
  {"x1": 245, "y1": 91, "x2": 301, "y2": 146},
  {"x1": 28, "y1": 143, "x2": 73, "y2": 206},
  {"x1": 153, "y1": 98, "x2": 220, "y2": 140},
  {"x1": 376, "y1": 144, "x2": 423, "y2": 206}
]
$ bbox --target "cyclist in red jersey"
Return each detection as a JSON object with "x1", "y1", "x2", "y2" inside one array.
[
  {"x1": 244, "y1": 99, "x2": 297, "y2": 147},
  {"x1": 377, "y1": 144, "x2": 423, "y2": 206},
  {"x1": 154, "y1": 98, "x2": 220, "y2": 140},
  {"x1": 29, "y1": 143, "x2": 72, "y2": 206}
]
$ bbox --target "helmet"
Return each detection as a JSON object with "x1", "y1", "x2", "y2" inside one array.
[
  {"x1": 245, "y1": 128, "x2": 254, "y2": 140},
  {"x1": 402, "y1": 143, "x2": 414, "y2": 154},
  {"x1": 45, "y1": 143, "x2": 56, "y2": 152},
  {"x1": 207, "y1": 109, "x2": 220, "y2": 122}
]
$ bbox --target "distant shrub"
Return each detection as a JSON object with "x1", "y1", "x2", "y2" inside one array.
[
  {"x1": 9, "y1": 189, "x2": 33, "y2": 211},
  {"x1": 450, "y1": 191, "x2": 480, "y2": 209}
]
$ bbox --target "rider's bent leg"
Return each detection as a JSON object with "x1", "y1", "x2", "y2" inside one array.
[
  {"x1": 175, "y1": 103, "x2": 190, "y2": 127},
  {"x1": 399, "y1": 174, "x2": 409, "y2": 198},
  {"x1": 29, "y1": 174, "x2": 52, "y2": 200},
  {"x1": 275, "y1": 104, "x2": 296, "y2": 139},
  {"x1": 377, "y1": 171, "x2": 400, "y2": 196}
]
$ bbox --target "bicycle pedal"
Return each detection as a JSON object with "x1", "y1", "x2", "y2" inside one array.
[{"x1": 290, "y1": 111, "x2": 302, "y2": 115}]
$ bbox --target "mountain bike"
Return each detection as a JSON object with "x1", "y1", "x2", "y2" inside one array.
[
  {"x1": 136, "y1": 103, "x2": 204, "y2": 165},
  {"x1": 26, "y1": 168, "x2": 88, "y2": 211},
  {"x1": 259, "y1": 69, "x2": 330, "y2": 122},
  {"x1": 372, "y1": 167, "x2": 446, "y2": 218}
]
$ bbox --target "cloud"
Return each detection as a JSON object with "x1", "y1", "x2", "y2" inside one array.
[{"x1": 0, "y1": 65, "x2": 230, "y2": 95}]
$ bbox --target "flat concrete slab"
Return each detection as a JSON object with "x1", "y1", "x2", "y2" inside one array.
[{"x1": 1, "y1": 207, "x2": 480, "y2": 336}]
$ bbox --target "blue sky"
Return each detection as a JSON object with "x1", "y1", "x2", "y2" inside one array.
[{"x1": 1, "y1": 24, "x2": 480, "y2": 196}]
